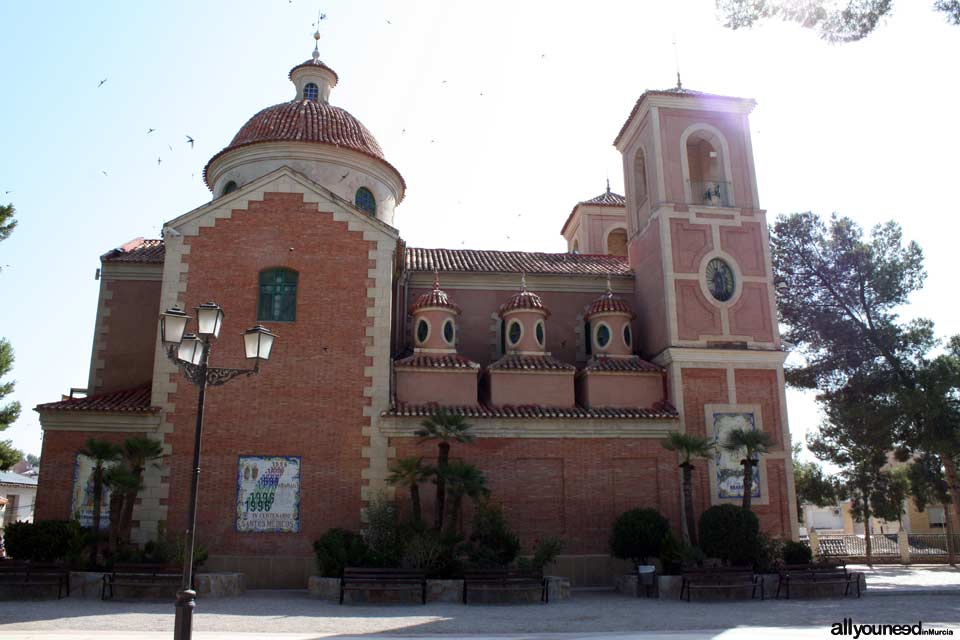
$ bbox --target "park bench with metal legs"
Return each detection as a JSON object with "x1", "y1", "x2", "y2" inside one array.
[
  {"x1": 340, "y1": 568, "x2": 427, "y2": 605},
  {"x1": 776, "y1": 563, "x2": 860, "y2": 599},
  {"x1": 0, "y1": 560, "x2": 70, "y2": 599},
  {"x1": 101, "y1": 563, "x2": 184, "y2": 600},
  {"x1": 463, "y1": 568, "x2": 547, "y2": 604},
  {"x1": 680, "y1": 567, "x2": 763, "y2": 602}
]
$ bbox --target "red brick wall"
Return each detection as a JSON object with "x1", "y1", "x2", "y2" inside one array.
[
  {"x1": 680, "y1": 368, "x2": 727, "y2": 524},
  {"x1": 94, "y1": 277, "x2": 162, "y2": 395},
  {"x1": 34, "y1": 430, "x2": 139, "y2": 521},
  {"x1": 163, "y1": 192, "x2": 375, "y2": 559},
  {"x1": 391, "y1": 437, "x2": 683, "y2": 554}
]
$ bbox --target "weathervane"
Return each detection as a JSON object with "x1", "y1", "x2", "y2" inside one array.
[{"x1": 312, "y1": 10, "x2": 327, "y2": 61}]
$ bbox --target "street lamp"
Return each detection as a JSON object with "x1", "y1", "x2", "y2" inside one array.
[{"x1": 159, "y1": 303, "x2": 277, "y2": 640}]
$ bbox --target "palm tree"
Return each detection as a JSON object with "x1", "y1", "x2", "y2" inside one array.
[
  {"x1": 118, "y1": 436, "x2": 164, "y2": 542},
  {"x1": 441, "y1": 462, "x2": 489, "y2": 535},
  {"x1": 78, "y1": 438, "x2": 122, "y2": 559},
  {"x1": 103, "y1": 466, "x2": 140, "y2": 555},
  {"x1": 722, "y1": 428, "x2": 775, "y2": 511},
  {"x1": 386, "y1": 456, "x2": 433, "y2": 526},
  {"x1": 661, "y1": 432, "x2": 714, "y2": 545},
  {"x1": 415, "y1": 410, "x2": 475, "y2": 530}
]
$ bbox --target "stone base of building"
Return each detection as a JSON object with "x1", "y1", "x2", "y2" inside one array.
[{"x1": 66, "y1": 571, "x2": 245, "y2": 600}]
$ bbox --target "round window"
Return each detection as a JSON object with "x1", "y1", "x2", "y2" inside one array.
[
  {"x1": 416, "y1": 319, "x2": 429, "y2": 344},
  {"x1": 508, "y1": 320, "x2": 522, "y2": 346},
  {"x1": 705, "y1": 258, "x2": 736, "y2": 302},
  {"x1": 623, "y1": 324, "x2": 632, "y2": 347},
  {"x1": 596, "y1": 324, "x2": 611, "y2": 348},
  {"x1": 535, "y1": 321, "x2": 545, "y2": 346},
  {"x1": 443, "y1": 319, "x2": 455, "y2": 344}
]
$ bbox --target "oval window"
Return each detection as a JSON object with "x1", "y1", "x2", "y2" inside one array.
[
  {"x1": 596, "y1": 324, "x2": 611, "y2": 348},
  {"x1": 416, "y1": 319, "x2": 429, "y2": 344},
  {"x1": 535, "y1": 321, "x2": 545, "y2": 346},
  {"x1": 623, "y1": 324, "x2": 632, "y2": 348},
  {"x1": 508, "y1": 320, "x2": 522, "y2": 346},
  {"x1": 443, "y1": 319, "x2": 455, "y2": 344},
  {"x1": 705, "y1": 258, "x2": 736, "y2": 302}
]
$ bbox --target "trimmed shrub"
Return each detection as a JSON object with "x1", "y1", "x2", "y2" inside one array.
[
  {"x1": 362, "y1": 496, "x2": 403, "y2": 567},
  {"x1": 658, "y1": 530, "x2": 705, "y2": 575},
  {"x1": 698, "y1": 504, "x2": 760, "y2": 566},
  {"x1": 462, "y1": 501, "x2": 520, "y2": 568},
  {"x1": 3, "y1": 520, "x2": 84, "y2": 563},
  {"x1": 609, "y1": 508, "x2": 670, "y2": 564},
  {"x1": 782, "y1": 540, "x2": 813, "y2": 565},
  {"x1": 313, "y1": 528, "x2": 370, "y2": 577},
  {"x1": 755, "y1": 532, "x2": 782, "y2": 573}
]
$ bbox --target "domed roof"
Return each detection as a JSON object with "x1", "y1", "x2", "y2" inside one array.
[
  {"x1": 586, "y1": 287, "x2": 634, "y2": 318},
  {"x1": 289, "y1": 58, "x2": 339, "y2": 83},
  {"x1": 500, "y1": 278, "x2": 549, "y2": 317},
  {"x1": 411, "y1": 274, "x2": 461, "y2": 314},
  {"x1": 204, "y1": 99, "x2": 389, "y2": 186}
]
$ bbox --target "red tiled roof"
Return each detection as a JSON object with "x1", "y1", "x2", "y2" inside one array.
[
  {"x1": 613, "y1": 87, "x2": 756, "y2": 147},
  {"x1": 394, "y1": 354, "x2": 480, "y2": 370},
  {"x1": 405, "y1": 248, "x2": 631, "y2": 277},
  {"x1": 203, "y1": 100, "x2": 406, "y2": 197},
  {"x1": 288, "y1": 58, "x2": 340, "y2": 83},
  {"x1": 385, "y1": 402, "x2": 678, "y2": 420},
  {"x1": 582, "y1": 356, "x2": 662, "y2": 373},
  {"x1": 500, "y1": 288, "x2": 549, "y2": 316},
  {"x1": 411, "y1": 280, "x2": 461, "y2": 314},
  {"x1": 35, "y1": 383, "x2": 158, "y2": 414},
  {"x1": 488, "y1": 354, "x2": 575, "y2": 372},
  {"x1": 560, "y1": 188, "x2": 626, "y2": 236},
  {"x1": 101, "y1": 238, "x2": 165, "y2": 264},
  {"x1": 586, "y1": 291, "x2": 634, "y2": 318}
]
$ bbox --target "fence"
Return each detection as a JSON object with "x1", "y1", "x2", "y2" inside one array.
[{"x1": 810, "y1": 530, "x2": 960, "y2": 564}]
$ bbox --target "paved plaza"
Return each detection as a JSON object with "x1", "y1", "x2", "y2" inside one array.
[{"x1": 0, "y1": 566, "x2": 957, "y2": 639}]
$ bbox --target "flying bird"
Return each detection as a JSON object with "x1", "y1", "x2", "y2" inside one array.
[
  {"x1": 385, "y1": 19, "x2": 391, "y2": 24},
  {"x1": 186, "y1": 135, "x2": 194, "y2": 148},
  {"x1": 102, "y1": 171, "x2": 108, "y2": 176},
  {"x1": 167, "y1": 144, "x2": 173, "y2": 151},
  {"x1": 147, "y1": 128, "x2": 155, "y2": 134},
  {"x1": 157, "y1": 157, "x2": 162, "y2": 165},
  {"x1": 401, "y1": 129, "x2": 406, "y2": 134},
  {"x1": 98, "y1": 78, "x2": 107, "y2": 87}
]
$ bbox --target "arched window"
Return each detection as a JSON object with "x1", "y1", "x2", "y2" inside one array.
[
  {"x1": 355, "y1": 187, "x2": 376, "y2": 215},
  {"x1": 685, "y1": 129, "x2": 729, "y2": 206},
  {"x1": 258, "y1": 268, "x2": 298, "y2": 322},
  {"x1": 304, "y1": 83, "x2": 319, "y2": 102},
  {"x1": 634, "y1": 148, "x2": 648, "y2": 204},
  {"x1": 222, "y1": 181, "x2": 238, "y2": 196},
  {"x1": 607, "y1": 229, "x2": 627, "y2": 257}
]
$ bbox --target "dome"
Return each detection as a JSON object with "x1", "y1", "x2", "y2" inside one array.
[
  {"x1": 500, "y1": 281, "x2": 549, "y2": 317},
  {"x1": 586, "y1": 291, "x2": 634, "y2": 318},
  {"x1": 411, "y1": 276, "x2": 461, "y2": 314},
  {"x1": 204, "y1": 99, "x2": 392, "y2": 187}
]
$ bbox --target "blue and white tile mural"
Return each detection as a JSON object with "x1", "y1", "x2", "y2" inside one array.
[
  {"x1": 236, "y1": 456, "x2": 301, "y2": 533},
  {"x1": 713, "y1": 412, "x2": 761, "y2": 500}
]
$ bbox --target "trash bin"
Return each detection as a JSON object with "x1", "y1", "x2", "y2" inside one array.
[{"x1": 636, "y1": 564, "x2": 656, "y2": 598}]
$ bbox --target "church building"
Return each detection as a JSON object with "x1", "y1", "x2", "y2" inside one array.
[{"x1": 34, "y1": 41, "x2": 798, "y2": 587}]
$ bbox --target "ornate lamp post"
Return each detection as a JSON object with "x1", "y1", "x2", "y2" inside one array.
[{"x1": 159, "y1": 302, "x2": 277, "y2": 640}]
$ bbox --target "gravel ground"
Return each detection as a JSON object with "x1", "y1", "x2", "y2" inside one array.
[{"x1": 0, "y1": 590, "x2": 958, "y2": 635}]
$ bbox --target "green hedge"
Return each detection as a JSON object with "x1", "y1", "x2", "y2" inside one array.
[
  {"x1": 698, "y1": 505, "x2": 760, "y2": 566},
  {"x1": 609, "y1": 508, "x2": 670, "y2": 564},
  {"x1": 4, "y1": 520, "x2": 84, "y2": 563}
]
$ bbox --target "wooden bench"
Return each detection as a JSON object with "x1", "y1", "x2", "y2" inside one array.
[
  {"x1": 463, "y1": 568, "x2": 547, "y2": 604},
  {"x1": 101, "y1": 563, "x2": 184, "y2": 600},
  {"x1": 680, "y1": 567, "x2": 763, "y2": 602},
  {"x1": 0, "y1": 560, "x2": 70, "y2": 599},
  {"x1": 339, "y1": 568, "x2": 427, "y2": 605},
  {"x1": 776, "y1": 563, "x2": 860, "y2": 599}
]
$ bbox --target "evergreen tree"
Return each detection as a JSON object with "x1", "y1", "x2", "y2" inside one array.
[{"x1": 0, "y1": 203, "x2": 20, "y2": 469}]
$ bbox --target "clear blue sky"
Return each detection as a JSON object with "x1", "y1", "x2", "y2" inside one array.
[{"x1": 2, "y1": 0, "x2": 959, "y2": 461}]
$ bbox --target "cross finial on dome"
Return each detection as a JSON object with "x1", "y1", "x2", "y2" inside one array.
[
  {"x1": 606, "y1": 178, "x2": 611, "y2": 195},
  {"x1": 312, "y1": 10, "x2": 326, "y2": 61},
  {"x1": 433, "y1": 269, "x2": 441, "y2": 291},
  {"x1": 520, "y1": 273, "x2": 527, "y2": 292}
]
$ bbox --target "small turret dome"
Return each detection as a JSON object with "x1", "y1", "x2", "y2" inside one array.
[{"x1": 499, "y1": 277, "x2": 549, "y2": 317}]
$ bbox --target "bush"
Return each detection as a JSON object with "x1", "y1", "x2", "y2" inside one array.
[
  {"x1": 313, "y1": 528, "x2": 370, "y2": 577},
  {"x1": 781, "y1": 540, "x2": 813, "y2": 565},
  {"x1": 400, "y1": 529, "x2": 453, "y2": 576},
  {"x1": 362, "y1": 495, "x2": 403, "y2": 567},
  {"x1": 754, "y1": 532, "x2": 782, "y2": 573},
  {"x1": 658, "y1": 530, "x2": 705, "y2": 575},
  {"x1": 698, "y1": 505, "x2": 760, "y2": 566},
  {"x1": 609, "y1": 508, "x2": 670, "y2": 564},
  {"x1": 4, "y1": 520, "x2": 84, "y2": 563},
  {"x1": 462, "y1": 501, "x2": 520, "y2": 568},
  {"x1": 528, "y1": 537, "x2": 564, "y2": 570}
]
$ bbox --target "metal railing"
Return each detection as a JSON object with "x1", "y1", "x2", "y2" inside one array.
[
  {"x1": 817, "y1": 534, "x2": 900, "y2": 559},
  {"x1": 689, "y1": 180, "x2": 732, "y2": 207},
  {"x1": 907, "y1": 534, "x2": 960, "y2": 558}
]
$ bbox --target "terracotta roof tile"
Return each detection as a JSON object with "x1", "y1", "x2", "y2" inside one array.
[
  {"x1": 101, "y1": 238, "x2": 165, "y2": 264},
  {"x1": 582, "y1": 356, "x2": 662, "y2": 373},
  {"x1": 405, "y1": 248, "x2": 631, "y2": 277},
  {"x1": 488, "y1": 354, "x2": 575, "y2": 371},
  {"x1": 35, "y1": 383, "x2": 158, "y2": 414},
  {"x1": 499, "y1": 289, "x2": 549, "y2": 316},
  {"x1": 586, "y1": 291, "x2": 634, "y2": 318},
  {"x1": 411, "y1": 279, "x2": 461, "y2": 314},
  {"x1": 394, "y1": 354, "x2": 480, "y2": 369},
  {"x1": 385, "y1": 402, "x2": 678, "y2": 420},
  {"x1": 560, "y1": 189, "x2": 626, "y2": 236},
  {"x1": 614, "y1": 87, "x2": 756, "y2": 147},
  {"x1": 288, "y1": 58, "x2": 340, "y2": 83}
]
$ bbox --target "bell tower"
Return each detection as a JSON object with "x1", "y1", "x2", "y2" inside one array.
[{"x1": 615, "y1": 86, "x2": 798, "y2": 537}]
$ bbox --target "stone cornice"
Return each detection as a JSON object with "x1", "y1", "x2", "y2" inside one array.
[
  {"x1": 653, "y1": 347, "x2": 788, "y2": 368},
  {"x1": 380, "y1": 416, "x2": 679, "y2": 438}
]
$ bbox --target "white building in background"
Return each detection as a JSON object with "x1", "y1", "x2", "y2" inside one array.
[{"x1": 0, "y1": 471, "x2": 38, "y2": 528}]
